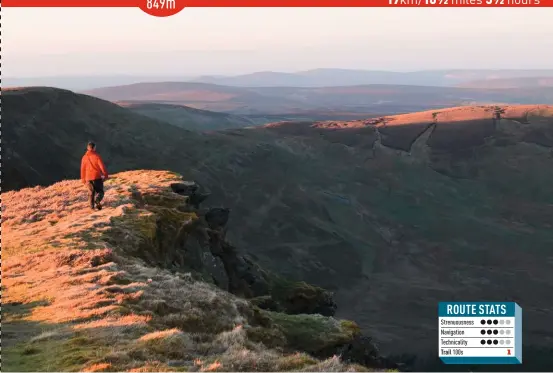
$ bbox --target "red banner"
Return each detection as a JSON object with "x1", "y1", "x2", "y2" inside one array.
[{"x1": 3, "y1": 0, "x2": 552, "y2": 17}]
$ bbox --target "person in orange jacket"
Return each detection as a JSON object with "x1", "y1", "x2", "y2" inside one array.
[{"x1": 81, "y1": 141, "x2": 109, "y2": 210}]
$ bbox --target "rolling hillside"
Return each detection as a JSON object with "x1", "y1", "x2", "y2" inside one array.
[
  {"x1": 84, "y1": 82, "x2": 553, "y2": 116},
  {"x1": 4, "y1": 87, "x2": 553, "y2": 370},
  {"x1": 118, "y1": 102, "x2": 255, "y2": 131},
  {"x1": 194, "y1": 69, "x2": 553, "y2": 88},
  {"x1": 458, "y1": 77, "x2": 553, "y2": 89},
  {"x1": 11, "y1": 69, "x2": 553, "y2": 91},
  {"x1": 84, "y1": 82, "x2": 304, "y2": 114}
]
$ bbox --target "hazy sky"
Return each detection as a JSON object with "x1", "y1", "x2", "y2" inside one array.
[{"x1": 5, "y1": 7, "x2": 553, "y2": 77}]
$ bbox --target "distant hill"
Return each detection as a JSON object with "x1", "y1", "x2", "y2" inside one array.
[
  {"x1": 119, "y1": 101, "x2": 387, "y2": 128},
  {"x1": 118, "y1": 102, "x2": 255, "y2": 131},
  {"x1": 194, "y1": 68, "x2": 553, "y2": 87},
  {"x1": 458, "y1": 76, "x2": 553, "y2": 89},
  {"x1": 4, "y1": 74, "x2": 195, "y2": 91},
  {"x1": 84, "y1": 82, "x2": 553, "y2": 116},
  {"x1": 10, "y1": 69, "x2": 553, "y2": 91},
  {"x1": 83, "y1": 82, "x2": 304, "y2": 114},
  {"x1": 5, "y1": 87, "x2": 553, "y2": 369}
]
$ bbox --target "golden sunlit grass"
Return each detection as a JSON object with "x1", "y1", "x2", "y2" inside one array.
[
  {"x1": 3, "y1": 170, "x2": 365, "y2": 372},
  {"x1": 266, "y1": 104, "x2": 553, "y2": 130},
  {"x1": 2, "y1": 170, "x2": 183, "y2": 257}
]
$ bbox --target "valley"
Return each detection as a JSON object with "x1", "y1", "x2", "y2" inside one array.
[
  {"x1": 4, "y1": 87, "x2": 553, "y2": 370},
  {"x1": 83, "y1": 82, "x2": 553, "y2": 118}
]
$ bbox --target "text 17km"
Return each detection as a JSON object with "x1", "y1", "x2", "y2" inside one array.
[{"x1": 146, "y1": 0, "x2": 176, "y2": 9}]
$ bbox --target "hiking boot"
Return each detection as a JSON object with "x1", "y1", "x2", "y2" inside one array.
[{"x1": 96, "y1": 203, "x2": 102, "y2": 211}]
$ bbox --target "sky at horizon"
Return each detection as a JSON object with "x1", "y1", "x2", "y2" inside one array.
[{"x1": 5, "y1": 7, "x2": 553, "y2": 77}]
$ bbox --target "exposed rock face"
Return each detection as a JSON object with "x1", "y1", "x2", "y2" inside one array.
[
  {"x1": 122, "y1": 181, "x2": 340, "y2": 320},
  {"x1": 216, "y1": 243, "x2": 270, "y2": 298},
  {"x1": 205, "y1": 207, "x2": 231, "y2": 230},
  {"x1": 112, "y1": 177, "x2": 398, "y2": 370},
  {"x1": 170, "y1": 182, "x2": 211, "y2": 209},
  {"x1": 169, "y1": 184, "x2": 339, "y2": 318}
]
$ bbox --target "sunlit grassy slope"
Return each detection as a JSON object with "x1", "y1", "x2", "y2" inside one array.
[{"x1": 3, "y1": 170, "x2": 382, "y2": 372}]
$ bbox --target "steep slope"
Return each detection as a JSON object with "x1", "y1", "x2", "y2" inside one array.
[
  {"x1": 3, "y1": 170, "x2": 396, "y2": 372},
  {"x1": 3, "y1": 87, "x2": 206, "y2": 191},
  {"x1": 5, "y1": 87, "x2": 553, "y2": 369},
  {"x1": 118, "y1": 102, "x2": 256, "y2": 131}
]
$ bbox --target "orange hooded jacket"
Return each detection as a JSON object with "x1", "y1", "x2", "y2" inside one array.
[{"x1": 81, "y1": 150, "x2": 109, "y2": 182}]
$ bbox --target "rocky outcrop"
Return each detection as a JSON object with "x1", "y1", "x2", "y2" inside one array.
[
  {"x1": 108, "y1": 180, "x2": 340, "y2": 318},
  {"x1": 104, "y1": 176, "x2": 401, "y2": 371},
  {"x1": 246, "y1": 310, "x2": 400, "y2": 370},
  {"x1": 169, "y1": 183, "x2": 339, "y2": 317},
  {"x1": 170, "y1": 182, "x2": 211, "y2": 209}
]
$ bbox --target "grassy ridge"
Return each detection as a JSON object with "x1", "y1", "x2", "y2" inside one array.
[{"x1": 3, "y1": 170, "x2": 388, "y2": 372}]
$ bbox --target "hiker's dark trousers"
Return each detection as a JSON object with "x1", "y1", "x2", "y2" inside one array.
[{"x1": 87, "y1": 179, "x2": 104, "y2": 208}]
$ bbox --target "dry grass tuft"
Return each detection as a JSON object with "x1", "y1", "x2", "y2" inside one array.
[
  {"x1": 82, "y1": 362, "x2": 114, "y2": 372},
  {"x1": 139, "y1": 328, "x2": 183, "y2": 342}
]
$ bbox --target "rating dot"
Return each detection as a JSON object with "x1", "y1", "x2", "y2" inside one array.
[
  {"x1": 481, "y1": 319, "x2": 486, "y2": 325},
  {"x1": 493, "y1": 330, "x2": 498, "y2": 335},
  {"x1": 481, "y1": 330, "x2": 486, "y2": 335},
  {"x1": 487, "y1": 340, "x2": 492, "y2": 345},
  {"x1": 487, "y1": 330, "x2": 492, "y2": 335},
  {"x1": 506, "y1": 330, "x2": 511, "y2": 335},
  {"x1": 500, "y1": 330, "x2": 505, "y2": 335},
  {"x1": 481, "y1": 339, "x2": 486, "y2": 345},
  {"x1": 500, "y1": 340, "x2": 505, "y2": 345},
  {"x1": 506, "y1": 340, "x2": 511, "y2": 345},
  {"x1": 506, "y1": 320, "x2": 511, "y2": 325},
  {"x1": 493, "y1": 340, "x2": 498, "y2": 345},
  {"x1": 493, "y1": 320, "x2": 498, "y2": 325},
  {"x1": 500, "y1": 320, "x2": 505, "y2": 325},
  {"x1": 487, "y1": 320, "x2": 492, "y2": 325}
]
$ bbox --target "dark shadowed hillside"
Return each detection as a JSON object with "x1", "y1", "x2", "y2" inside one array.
[
  {"x1": 4, "y1": 87, "x2": 553, "y2": 370},
  {"x1": 3, "y1": 87, "x2": 204, "y2": 190}
]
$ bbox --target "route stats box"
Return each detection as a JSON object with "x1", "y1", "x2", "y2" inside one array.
[{"x1": 438, "y1": 302, "x2": 522, "y2": 364}]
